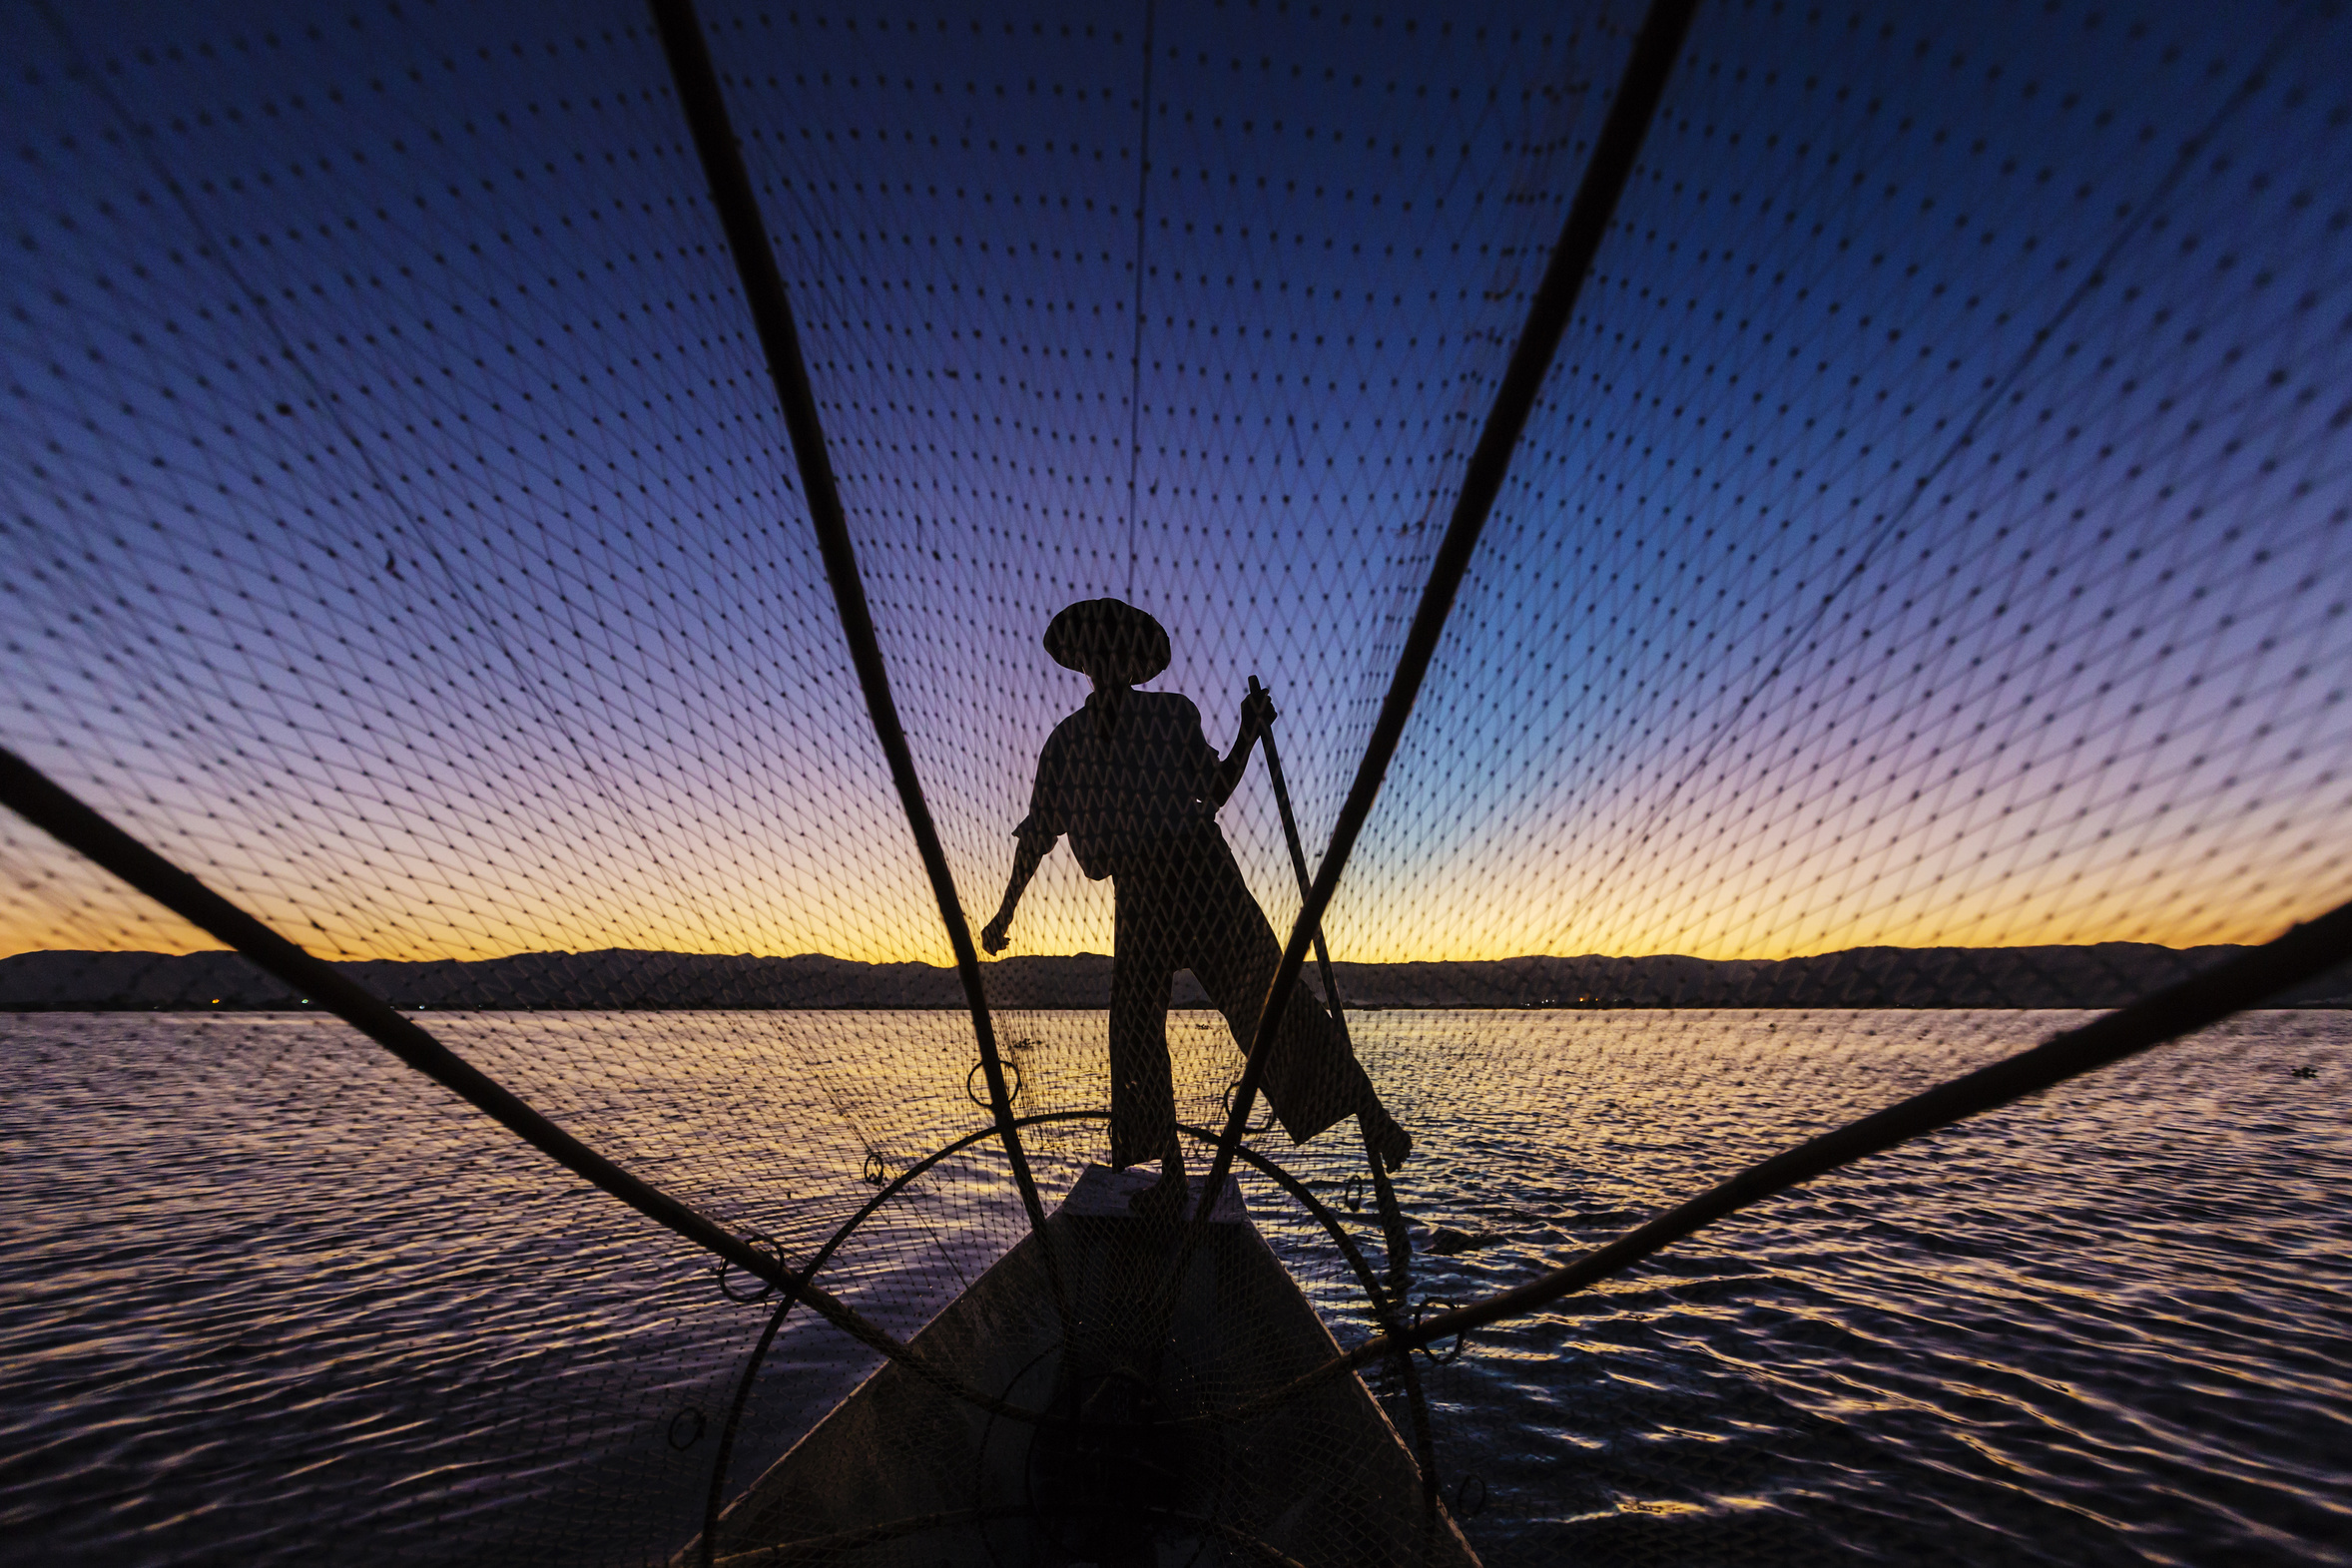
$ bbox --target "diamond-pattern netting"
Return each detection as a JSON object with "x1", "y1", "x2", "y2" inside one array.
[{"x1": 3, "y1": 3, "x2": 2348, "y2": 1566}]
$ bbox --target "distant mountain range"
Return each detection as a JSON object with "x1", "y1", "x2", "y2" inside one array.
[{"x1": 4, "y1": 943, "x2": 2348, "y2": 1012}]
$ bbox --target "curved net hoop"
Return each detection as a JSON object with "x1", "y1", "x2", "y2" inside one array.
[{"x1": 3, "y1": 3, "x2": 2349, "y2": 1566}]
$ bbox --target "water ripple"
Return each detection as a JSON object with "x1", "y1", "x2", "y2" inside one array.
[{"x1": 3, "y1": 1008, "x2": 2346, "y2": 1565}]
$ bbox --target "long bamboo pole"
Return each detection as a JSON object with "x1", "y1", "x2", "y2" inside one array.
[
  {"x1": 1192, "y1": 0, "x2": 1704, "y2": 1226},
  {"x1": 645, "y1": 0, "x2": 1049, "y2": 1242},
  {"x1": 1181, "y1": 893, "x2": 2352, "y2": 1422},
  {"x1": 0, "y1": 745, "x2": 1059, "y2": 1428}
]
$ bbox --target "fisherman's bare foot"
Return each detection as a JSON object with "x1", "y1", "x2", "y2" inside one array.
[
  {"x1": 1367, "y1": 1111, "x2": 1412, "y2": 1173},
  {"x1": 1128, "y1": 1170, "x2": 1189, "y2": 1222}
]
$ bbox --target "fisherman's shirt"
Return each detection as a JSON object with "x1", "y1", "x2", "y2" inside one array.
[{"x1": 1015, "y1": 690, "x2": 1221, "y2": 879}]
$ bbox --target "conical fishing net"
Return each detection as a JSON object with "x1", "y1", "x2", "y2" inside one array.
[{"x1": 4, "y1": 2, "x2": 2349, "y2": 1565}]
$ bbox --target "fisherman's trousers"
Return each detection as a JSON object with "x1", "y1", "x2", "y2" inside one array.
[{"x1": 1106, "y1": 823, "x2": 1373, "y2": 1170}]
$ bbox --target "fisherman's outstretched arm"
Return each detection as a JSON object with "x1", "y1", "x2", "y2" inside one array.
[{"x1": 981, "y1": 830, "x2": 1052, "y2": 952}]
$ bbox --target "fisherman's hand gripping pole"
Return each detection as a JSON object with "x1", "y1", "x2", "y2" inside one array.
[{"x1": 1240, "y1": 680, "x2": 1279, "y2": 739}]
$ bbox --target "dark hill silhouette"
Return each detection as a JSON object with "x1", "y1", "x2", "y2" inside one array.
[{"x1": 5, "y1": 942, "x2": 2348, "y2": 1012}]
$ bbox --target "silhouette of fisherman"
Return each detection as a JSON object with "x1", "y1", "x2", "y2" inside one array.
[{"x1": 982, "y1": 599, "x2": 1411, "y2": 1221}]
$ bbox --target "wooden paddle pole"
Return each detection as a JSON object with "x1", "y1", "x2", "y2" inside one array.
[{"x1": 1250, "y1": 678, "x2": 1415, "y2": 1288}]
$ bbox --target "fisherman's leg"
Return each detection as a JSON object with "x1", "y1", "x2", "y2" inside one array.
[
  {"x1": 1109, "y1": 964, "x2": 1189, "y2": 1219},
  {"x1": 1107, "y1": 955, "x2": 1179, "y2": 1171},
  {"x1": 1188, "y1": 850, "x2": 1408, "y2": 1163},
  {"x1": 1109, "y1": 885, "x2": 1186, "y2": 1215}
]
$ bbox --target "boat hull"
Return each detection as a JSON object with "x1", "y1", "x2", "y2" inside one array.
[{"x1": 683, "y1": 1164, "x2": 1477, "y2": 1567}]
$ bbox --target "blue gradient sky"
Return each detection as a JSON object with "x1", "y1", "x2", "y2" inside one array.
[{"x1": 3, "y1": 0, "x2": 2347, "y2": 965}]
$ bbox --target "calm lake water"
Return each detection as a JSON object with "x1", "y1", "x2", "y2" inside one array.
[{"x1": 2, "y1": 1008, "x2": 2346, "y2": 1566}]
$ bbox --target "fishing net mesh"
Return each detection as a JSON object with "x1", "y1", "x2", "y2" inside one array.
[{"x1": 3, "y1": 1, "x2": 2348, "y2": 1564}]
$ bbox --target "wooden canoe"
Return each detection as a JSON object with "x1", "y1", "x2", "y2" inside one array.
[{"x1": 683, "y1": 1162, "x2": 1478, "y2": 1567}]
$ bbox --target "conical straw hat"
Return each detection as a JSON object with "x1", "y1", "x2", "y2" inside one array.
[{"x1": 1042, "y1": 598, "x2": 1171, "y2": 685}]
